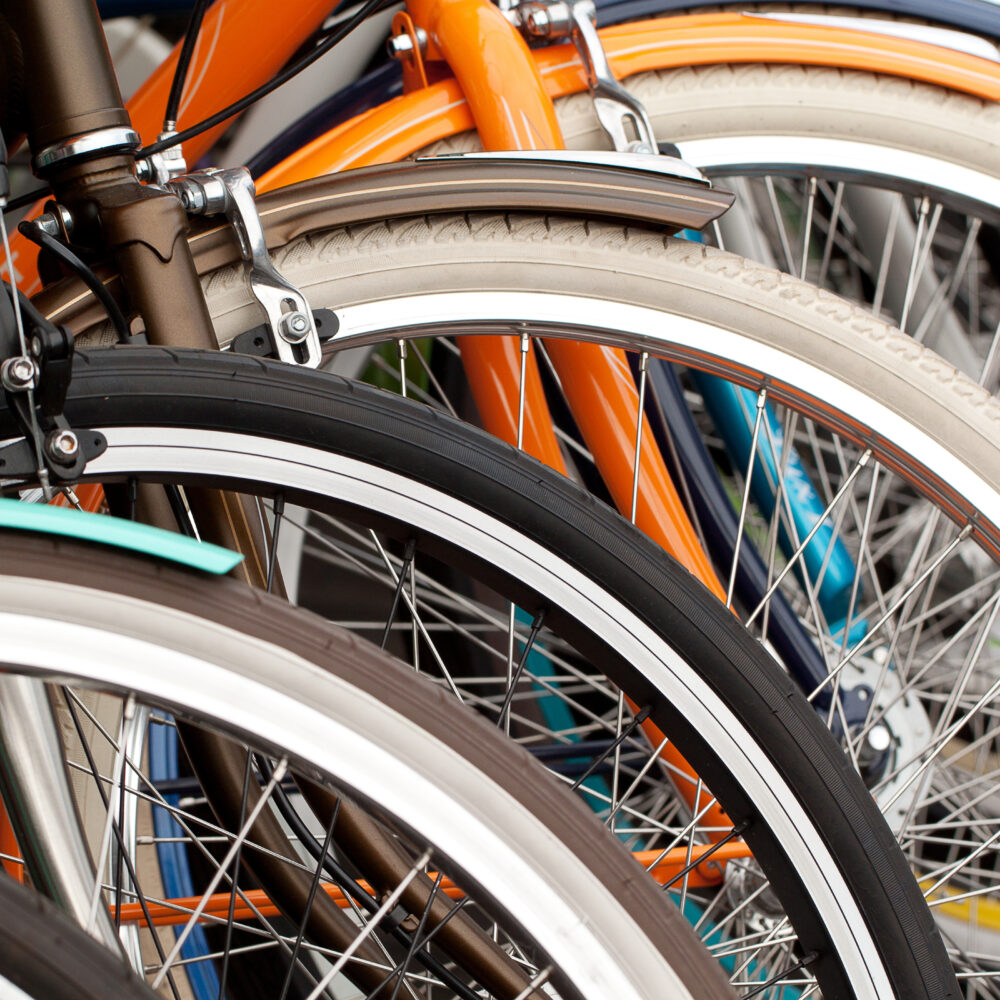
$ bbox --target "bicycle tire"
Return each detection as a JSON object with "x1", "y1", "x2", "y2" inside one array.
[
  {"x1": 0, "y1": 344, "x2": 958, "y2": 1000},
  {"x1": 0, "y1": 874, "x2": 159, "y2": 1000}
]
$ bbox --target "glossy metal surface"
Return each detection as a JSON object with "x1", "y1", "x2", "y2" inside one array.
[
  {"x1": 424, "y1": 147, "x2": 708, "y2": 183},
  {"x1": 320, "y1": 292, "x2": 1000, "y2": 555},
  {"x1": 32, "y1": 126, "x2": 140, "y2": 172},
  {"x1": 0, "y1": 575, "x2": 710, "y2": 1000},
  {"x1": 407, "y1": 0, "x2": 565, "y2": 151},
  {"x1": 677, "y1": 135, "x2": 1000, "y2": 220},
  {"x1": 745, "y1": 10, "x2": 1000, "y2": 62},
  {"x1": 259, "y1": 11, "x2": 1000, "y2": 188},
  {"x1": 0, "y1": 676, "x2": 119, "y2": 949},
  {"x1": 456, "y1": 335, "x2": 567, "y2": 468},
  {"x1": 543, "y1": 339, "x2": 724, "y2": 595}
]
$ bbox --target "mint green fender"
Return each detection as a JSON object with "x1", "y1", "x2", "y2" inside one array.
[{"x1": 0, "y1": 498, "x2": 243, "y2": 574}]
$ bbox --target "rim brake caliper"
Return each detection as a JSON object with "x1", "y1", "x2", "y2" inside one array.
[
  {"x1": 508, "y1": 0, "x2": 658, "y2": 154},
  {"x1": 167, "y1": 167, "x2": 324, "y2": 368}
]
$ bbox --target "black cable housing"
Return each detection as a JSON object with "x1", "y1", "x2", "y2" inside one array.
[
  {"x1": 17, "y1": 221, "x2": 130, "y2": 344},
  {"x1": 140, "y1": 0, "x2": 397, "y2": 157},
  {"x1": 164, "y1": 0, "x2": 212, "y2": 128}
]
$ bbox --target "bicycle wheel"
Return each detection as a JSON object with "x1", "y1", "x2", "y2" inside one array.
[
  {"x1": 61, "y1": 201, "x2": 1000, "y2": 992},
  {"x1": 0, "y1": 344, "x2": 957, "y2": 999},
  {"x1": 0, "y1": 526, "x2": 734, "y2": 1000}
]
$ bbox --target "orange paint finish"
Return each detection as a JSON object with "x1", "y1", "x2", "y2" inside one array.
[
  {"x1": 458, "y1": 336, "x2": 567, "y2": 472},
  {"x1": 50, "y1": 484, "x2": 106, "y2": 513},
  {"x1": 594, "y1": 13, "x2": 1000, "y2": 102},
  {"x1": 543, "y1": 340, "x2": 725, "y2": 598},
  {"x1": 264, "y1": 9, "x2": 1000, "y2": 187},
  {"x1": 637, "y1": 839, "x2": 750, "y2": 887},
  {"x1": 126, "y1": 0, "x2": 337, "y2": 156},
  {"x1": 258, "y1": 82, "x2": 475, "y2": 189},
  {"x1": 408, "y1": 0, "x2": 564, "y2": 151},
  {"x1": 116, "y1": 841, "x2": 746, "y2": 926},
  {"x1": 392, "y1": 11, "x2": 432, "y2": 91},
  {"x1": 0, "y1": 799, "x2": 23, "y2": 883},
  {"x1": 21, "y1": 8, "x2": 1000, "y2": 287},
  {"x1": 15, "y1": 0, "x2": 338, "y2": 292}
]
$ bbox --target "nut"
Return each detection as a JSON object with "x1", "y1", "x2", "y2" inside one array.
[{"x1": 279, "y1": 311, "x2": 311, "y2": 344}]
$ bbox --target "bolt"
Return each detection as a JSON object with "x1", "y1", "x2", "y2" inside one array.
[
  {"x1": 523, "y1": 5, "x2": 551, "y2": 35},
  {"x1": 46, "y1": 430, "x2": 79, "y2": 465},
  {"x1": 34, "y1": 212, "x2": 61, "y2": 238},
  {"x1": 854, "y1": 722, "x2": 892, "y2": 787},
  {"x1": 279, "y1": 311, "x2": 311, "y2": 344},
  {"x1": 387, "y1": 33, "x2": 414, "y2": 57},
  {"x1": 1, "y1": 356, "x2": 36, "y2": 391},
  {"x1": 168, "y1": 179, "x2": 207, "y2": 215},
  {"x1": 386, "y1": 27, "x2": 427, "y2": 60}
]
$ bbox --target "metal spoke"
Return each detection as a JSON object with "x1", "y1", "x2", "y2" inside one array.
[
  {"x1": 817, "y1": 181, "x2": 845, "y2": 287},
  {"x1": 220, "y1": 754, "x2": 255, "y2": 1000},
  {"x1": 303, "y1": 849, "x2": 433, "y2": 1000},
  {"x1": 764, "y1": 175, "x2": 795, "y2": 273},
  {"x1": 728, "y1": 387, "x2": 767, "y2": 609},
  {"x1": 88, "y1": 694, "x2": 134, "y2": 933},
  {"x1": 807, "y1": 523, "x2": 972, "y2": 703},
  {"x1": 279, "y1": 800, "x2": 342, "y2": 1000},
  {"x1": 152, "y1": 758, "x2": 290, "y2": 989},
  {"x1": 741, "y1": 952, "x2": 818, "y2": 998},
  {"x1": 799, "y1": 176, "x2": 818, "y2": 280},
  {"x1": 61, "y1": 691, "x2": 181, "y2": 1000},
  {"x1": 631, "y1": 351, "x2": 649, "y2": 523},
  {"x1": 380, "y1": 538, "x2": 417, "y2": 650},
  {"x1": 912, "y1": 217, "x2": 982, "y2": 346},
  {"x1": 266, "y1": 492, "x2": 285, "y2": 593},
  {"x1": 871, "y1": 192, "x2": 903, "y2": 319},
  {"x1": 570, "y1": 706, "x2": 651, "y2": 792},
  {"x1": 368, "y1": 530, "x2": 463, "y2": 700},
  {"x1": 499, "y1": 608, "x2": 547, "y2": 731},
  {"x1": 606, "y1": 736, "x2": 669, "y2": 829},
  {"x1": 899, "y1": 197, "x2": 938, "y2": 333}
]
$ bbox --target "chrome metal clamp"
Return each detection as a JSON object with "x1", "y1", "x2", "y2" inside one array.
[
  {"x1": 135, "y1": 128, "x2": 188, "y2": 187},
  {"x1": 167, "y1": 168, "x2": 322, "y2": 368},
  {"x1": 513, "y1": 0, "x2": 657, "y2": 154}
]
